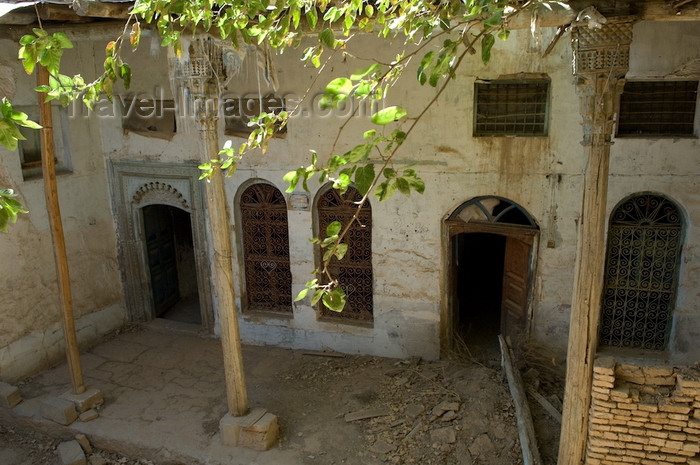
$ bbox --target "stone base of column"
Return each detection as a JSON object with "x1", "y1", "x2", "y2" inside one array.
[
  {"x1": 61, "y1": 388, "x2": 103, "y2": 413},
  {"x1": 220, "y1": 407, "x2": 278, "y2": 451}
]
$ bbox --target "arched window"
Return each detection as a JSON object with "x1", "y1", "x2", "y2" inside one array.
[
  {"x1": 599, "y1": 194, "x2": 684, "y2": 350},
  {"x1": 316, "y1": 186, "x2": 373, "y2": 322},
  {"x1": 448, "y1": 195, "x2": 537, "y2": 228},
  {"x1": 240, "y1": 183, "x2": 292, "y2": 313}
]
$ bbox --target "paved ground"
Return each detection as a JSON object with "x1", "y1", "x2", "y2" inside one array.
[{"x1": 0, "y1": 320, "x2": 559, "y2": 465}]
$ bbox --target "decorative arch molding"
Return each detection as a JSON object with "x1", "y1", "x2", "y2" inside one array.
[
  {"x1": 448, "y1": 195, "x2": 538, "y2": 229},
  {"x1": 132, "y1": 181, "x2": 190, "y2": 210},
  {"x1": 107, "y1": 160, "x2": 213, "y2": 330}
]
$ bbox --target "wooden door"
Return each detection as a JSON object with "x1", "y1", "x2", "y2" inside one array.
[
  {"x1": 500, "y1": 235, "x2": 531, "y2": 343},
  {"x1": 143, "y1": 205, "x2": 180, "y2": 316}
]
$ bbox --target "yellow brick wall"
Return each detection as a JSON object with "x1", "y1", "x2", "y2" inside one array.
[{"x1": 586, "y1": 356, "x2": 700, "y2": 465}]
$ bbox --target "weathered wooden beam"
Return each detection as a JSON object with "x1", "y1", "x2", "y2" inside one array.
[
  {"x1": 38, "y1": 65, "x2": 86, "y2": 396},
  {"x1": 499, "y1": 335, "x2": 542, "y2": 465},
  {"x1": 72, "y1": 0, "x2": 131, "y2": 19}
]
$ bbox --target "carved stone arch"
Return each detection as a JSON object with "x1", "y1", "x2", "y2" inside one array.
[
  {"x1": 132, "y1": 181, "x2": 190, "y2": 211},
  {"x1": 599, "y1": 192, "x2": 685, "y2": 351}
]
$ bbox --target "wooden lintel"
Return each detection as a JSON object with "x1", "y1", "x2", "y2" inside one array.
[{"x1": 73, "y1": 0, "x2": 131, "y2": 19}]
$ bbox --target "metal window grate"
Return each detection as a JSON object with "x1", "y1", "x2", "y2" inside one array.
[
  {"x1": 240, "y1": 183, "x2": 293, "y2": 313},
  {"x1": 474, "y1": 81, "x2": 549, "y2": 136},
  {"x1": 617, "y1": 81, "x2": 698, "y2": 137},
  {"x1": 599, "y1": 194, "x2": 683, "y2": 351},
  {"x1": 224, "y1": 94, "x2": 286, "y2": 137},
  {"x1": 317, "y1": 186, "x2": 373, "y2": 322}
]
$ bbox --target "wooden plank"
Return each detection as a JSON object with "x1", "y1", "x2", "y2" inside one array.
[
  {"x1": 527, "y1": 387, "x2": 562, "y2": 424},
  {"x1": 302, "y1": 351, "x2": 345, "y2": 358},
  {"x1": 499, "y1": 335, "x2": 542, "y2": 465}
]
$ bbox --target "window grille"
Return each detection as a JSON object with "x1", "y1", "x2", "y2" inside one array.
[
  {"x1": 599, "y1": 194, "x2": 683, "y2": 351},
  {"x1": 617, "y1": 81, "x2": 698, "y2": 137},
  {"x1": 240, "y1": 183, "x2": 293, "y2": 313},
  {"x1": 121, "y1": 99, "x2": 177, "y2": 138},
  {"x1": 223, "y1": 94, "x2": 286, "y2": 137},
  {"x1": 317, "y1": 186, "x2": 373, "y2": 322},
  {"x1": 474, "y1": 80, "x2": 549, "y2": 136},
  {"x1": 16, "y1": 104, "x2": 72, "y2": 180}
]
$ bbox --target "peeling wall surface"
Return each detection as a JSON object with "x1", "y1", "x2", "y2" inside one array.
[{"x1": 0, "y1": 18, "x2": 698, "y2": 380}]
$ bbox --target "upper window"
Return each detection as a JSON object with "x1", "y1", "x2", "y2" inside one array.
[
  {"x1": 474, "y1": 80, "x2": 549, "y2": 136},
  {"x1": 617, "y1": 81, "x2": 698, "y2": 137},
  {"x1": 223, "y1": 94, "x2": 286, "y2": 138},
  {"x1": 15, "y1": 104, "x2": 72, "y2": 180},
  {"x1": 121, "y1": 98, "x2": 177, "y2": 139}
]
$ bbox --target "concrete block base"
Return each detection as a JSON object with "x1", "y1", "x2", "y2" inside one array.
[
  {"x1": 220, "y1": 408, "x2": 278, "y2": 451},
  {"x1": 61, "y1": 388, "x2": 103, "y2": 413},
  {"x1": 0, "y1": 381, "x2": 22, "y2": 408},
  {"x1": 40, "y1": 396, "x2": 77, "y2": 426}
]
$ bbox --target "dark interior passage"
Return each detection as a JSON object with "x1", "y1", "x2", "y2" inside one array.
[
  {"x1": 454, "y1": 233, "x2": 506, "y2": 361},
  {"x1": 143, "y1": 205, "x2": 201, "y2": 325}
]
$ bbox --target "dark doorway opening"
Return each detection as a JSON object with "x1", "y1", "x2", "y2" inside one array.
[
  {"x1": 142, "y1": 205, "x2": 201, "y2": 325},
  {"x1": 454, "y1": 233, "x2": 506, "y2": 362}
]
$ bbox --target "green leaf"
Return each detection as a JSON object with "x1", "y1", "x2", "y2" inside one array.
[
  {"x1": 326, "y1": 220, "x2": 342, "y2": 237},
  {"x1": 322, "y1": 288, "x2": 346, "y2": 312},
  {"x1": 350, "y1": 63, "x2": 380, "y2": 81},
  {"x1": 310, "y1": 289, "x2": 324, "y2": 306},
  {"x1": 383, "y1": 168, "x2": 397, "y2": 179},
  {"x1": 119, "y1": 64, "x2": 131, "y2": 89},
  {"x1": 52, "y1": 32, "x2": 73, "y2": 49},
  {"x1": 374, "y1": 180, "x2": 396, "y2": 201},
  {"x1": 319, "y1": 28, "x2": 335, "y2": 48},
  {"x1": 371, "y1": 106, "x2": 406, "y2": 125},
  {"x1": 396, "y1": 177, "x2": 411, "y2": 196},
  {"x1": 335, "y1": 243, "x2": 348, "y2": 260},
  {"x1": 417, "y1": 51, "x2": 433, "y2": 86},
  {"x1": 306, "y1": 7, "x2": 318, "y2": 29},
  {"x1": 355, "y1": 164, "x2": 375, "y2": 196},
  {"x1": 344, "y1": 144, "x2": 371, "y2": 163},
  {"x1": 481, "y1": 33, "x2": 495, "y2": 65},
  {"x1": 294, "y1": 287, "x2": 310, "y2": 301}
]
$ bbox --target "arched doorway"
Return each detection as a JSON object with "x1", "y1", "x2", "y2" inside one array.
[
  {"x1": 442, "y1": 196, "x2": 539, "y2": 360},
  {"x1": 141, "y1": 204, "x2": 201, "y2": 324}
]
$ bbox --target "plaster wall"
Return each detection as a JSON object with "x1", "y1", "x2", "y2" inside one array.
[
  {"x1": 1, "y1": 19, "x2": 697, "y2": 366},
  {"x1": 0, "y1": 35, "x2": 126, "y2": 381}
]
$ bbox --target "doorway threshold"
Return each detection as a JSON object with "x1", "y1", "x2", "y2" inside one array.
[{"x1": 144, "y1": 318, "x2": 212, "y2": 338}]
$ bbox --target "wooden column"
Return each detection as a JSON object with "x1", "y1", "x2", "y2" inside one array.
[
  {"x1": 37, "y1": 65, "x2": 86, "y2": 396},
  {"x1": 194, "y1": 84, "x2": 249, "y2": 417},
  {"x1": 558, "y1": 18, "x2": 633, "y2": 465}
]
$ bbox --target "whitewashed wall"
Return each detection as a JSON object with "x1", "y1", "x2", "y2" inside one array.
[{"x1": 0, "y1": 19, "x2": 697, "y2": 378}]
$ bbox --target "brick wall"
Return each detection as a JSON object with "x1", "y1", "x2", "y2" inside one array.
[{"x1": 586, "y1": 356, "x2": 700, "y2": 465}]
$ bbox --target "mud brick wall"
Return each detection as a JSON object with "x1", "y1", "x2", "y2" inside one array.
[{"x1": 585, "y1": 356, "x2": 700, "y2": 465}]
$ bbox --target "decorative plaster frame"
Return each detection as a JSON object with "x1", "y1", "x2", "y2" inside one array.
[{"x1": 107, "y1": 159, "x2": 214, "y2": 330}]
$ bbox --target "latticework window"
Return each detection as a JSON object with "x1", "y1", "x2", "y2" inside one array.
[
  {"x1": 317, "y1": 186, "x2": 373, "y2": 322},
  {"x1": 474, "y1": 80, "x2": 549, "y2": 136},
  {"x1": 617, "y1": 81, "x2": 698, "y2": 137},
  {"x1": 240, "y1": 183, "x2": 292, "y2": 313},
  {"x1": 599, "y1": 194, "x2": 683, "y2": 351}
]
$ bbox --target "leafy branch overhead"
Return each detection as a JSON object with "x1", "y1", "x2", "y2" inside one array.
[{"x1": 5, "y1": 0, "x2": 571, "y2": 308}]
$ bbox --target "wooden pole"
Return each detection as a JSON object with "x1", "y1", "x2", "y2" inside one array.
[
  {"x1": 37, "y1": 65, "x2": 86, "y2": 395},
  {"x1": 195, "y1": 90, "x2": 249, "y2": 417},
  {"x1": 558, "y1": 18, "x2": 633, "y2": 462}
]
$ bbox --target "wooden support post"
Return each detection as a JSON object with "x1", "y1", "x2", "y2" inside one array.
[
  {"x1": 558, "y1": 18, "x2": 633, "y2": 465},
  {"x1": 37, "y1": 65, "x2": 85, "y2": 396},
  {"x1": 195, "y1": 91, "x2": 249, "y2": 417}
]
